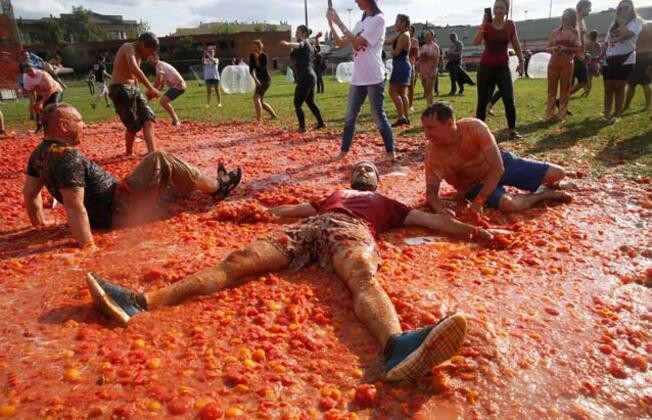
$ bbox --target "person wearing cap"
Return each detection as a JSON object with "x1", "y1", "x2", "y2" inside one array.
[
  {"x1": 108, "y1": 32, "x2": 161, "y2": 156},
  {"x1": 23, "y1": 103, "x2": 242, "y2": 250},
  {"x1": 22, "y1": 62, "x2": 64, "y2": 133},
  {"x1": 422, "y1": 102, "x2": 572, "y2": 216},
  {"x1": 85, "y1": 160, "x2": 498, "y2": 382}
]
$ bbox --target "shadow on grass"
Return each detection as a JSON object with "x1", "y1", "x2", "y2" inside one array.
[
  {"x1": 521, "y1": 118, "x2": 607, "y2": 154},
  {"x1": 595, "y1": 131, "x2": 652, "y2": 167}
]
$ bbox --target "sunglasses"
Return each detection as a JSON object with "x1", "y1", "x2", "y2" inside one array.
[{"x1": 617, "y1": 5, "x2": 631, "y2": 10}]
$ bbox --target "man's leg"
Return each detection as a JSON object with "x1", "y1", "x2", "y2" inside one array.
[
  {"x1": 623, "y1": 82, "x2": 636, "y2": 112},
  {"x1": 643, "y1": 84, "x2": 651, "y2": 109},
  {"x1": 87, "y1": 241, "x2": 289, "y2": 324},
  {"x1": 125, "y1": 131, "x2": 136, "y2": 156},
  {"x1": 0, "y1": 110, "x2": 4, "y2": 134},
  {"x1": 142, "y1": 120, "x2": 157, "y2": 153},
  {"x1": 331, "y1": 242, "x2": 467, "y2": 382},
  {"x1": 159, "y1": 96, "x2": 178, "y2": 123}
]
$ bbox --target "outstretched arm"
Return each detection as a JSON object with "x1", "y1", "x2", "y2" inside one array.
[
  {"x1": 59, "y1": 187, "x2": 95, "y2": 248},
  {"x1": 268, "y1": 203, "x2": 318, "y2": 218},
  {"x1": 403, "y1": 209, "x2": 493, "y2": 241}
]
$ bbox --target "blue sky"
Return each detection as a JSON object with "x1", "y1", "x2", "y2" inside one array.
[{"x1": 12, "y1": 0, "x2": 640, "y2": 36}]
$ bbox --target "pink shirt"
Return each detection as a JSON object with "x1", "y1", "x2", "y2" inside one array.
[{"x1": 156, "y1": 61, "x2": 185, "y2": 89}]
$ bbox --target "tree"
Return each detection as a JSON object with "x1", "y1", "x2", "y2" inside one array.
[
  {"x1": 137, "y1": 20, "x2": 151, "y2": 35},
  {"x1": 60, "y1": 6, "x2": 108, "y2": 43}
]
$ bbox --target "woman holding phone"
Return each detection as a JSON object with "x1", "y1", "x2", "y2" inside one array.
[
  {"x1": 326, "y1": 0, "x2": 396, "y2": 160},
  {"x1": 249, "y1": 40, "x2": 278, "y2": 121},
  {"x1": 602, "y1": 0, "x2": 643, "y2": 123},
  {"x1": 281, "y1": 25, "x2": 325, "y2": 132},
  {"x1": 473, "y1": 0, "x2": 525, "y2": 139}
]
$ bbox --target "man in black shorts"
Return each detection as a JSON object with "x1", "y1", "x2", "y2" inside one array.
[
  {"x1": 109, "y1": 32, "x2": 161, "y2": 156},
  {"x1": 569, "y1": 1, "x2": 592, "y2": 98},
  {"x1": 89, "y1": 54, "x2": 111, "y2": 108},
  {"x1": 85, "y1": 161, "x2": 498, "y2": 382},
  {"x1": 23, "y1": 103, "x2": 242, "y2": 250}
]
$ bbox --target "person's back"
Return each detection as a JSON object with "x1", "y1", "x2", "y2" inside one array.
[
  {"x1": 92, "y1": 60, "x2": 106, "y2": 83},
  {"x1": 637, "y1": 21, "x2": 652, "y2": 52},
  {"x1": 110, "y1": 43, "x2": 138, "y2": 85},
  {"x1": 24, "y1": 69, "x2": 62, "y2": 98},
  {"x1": 26, "y1": 140, "x2": 118, "y2": 228}
]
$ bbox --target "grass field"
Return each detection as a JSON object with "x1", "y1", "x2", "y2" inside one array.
[{"x1": 2, "y1": 73, "x2": 650, "y2": 177}]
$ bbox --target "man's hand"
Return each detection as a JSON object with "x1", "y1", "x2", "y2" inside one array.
[
  {"x1": 474, "y1": 228, "x2": 494, "y2": 242},
  {"x1": 32, "y1": 102, "x2": 43, "y2": 114},
  {"x1": 469, "y1": 201, "x2": 484, "y2": 215},
  {"x1": 146, "y1": 88, "x2": 160, "y2": 100}
]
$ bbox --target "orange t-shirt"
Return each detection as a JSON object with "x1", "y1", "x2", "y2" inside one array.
[{"x1": 425, "y1": 118, "x2": 498, "y2": 194}]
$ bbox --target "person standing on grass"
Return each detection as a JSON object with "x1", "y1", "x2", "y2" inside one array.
[
  {"x1": 602, "y1": 0, "x2": 643, "y2": 124},
  {"x1": 108, "y1": 32, "x2": 161, "y2": 156},
  {"x1": 407, "y1": 25, "x2": 419, "y2": 111},
  {"x1": 203, "y1": 48, "x2": 223, "y2": 108},
  {"x1": 568, "y1": 1, "x2": 592, "y2": 99},
  {"x1": 545, "y1": 9, "x2": 581, "y2": 123},
  {"x1": 147, "y1": 53, "x2": 186, "y2": 127},
  {"x1": 327, "y1": 0, "x2": 397, "y2": 161},
  {"x1": 89, "y1": 54, "x2": 111, "y2": 109},
  {"x1": 18, "y1": 50, "x2": 44, "y2": 121},
  {"x1": 419, "y1": 29, "x2": 440, "y2": 106},
  {"x1": 22, "y1": 63, "x2": 64, "y2": 133},
  {"x1": 249, "y1": 40, "x2": 278, "y2": 121},
  {"x1": 387, "y1": 14, "x2": 412, "y2": 127},
  {"x1": 281, "y1": 26, "x2": 326, "y2": 133},
  {"x1": 0, "y1": 109, "x2": 5, "y2": 136},
  {"x1": 583, "y1": 30, "x2": 603, "y2": 97},
  {"x1": 314, "y1": 40, "x2": 327, "y2": 94},
  {"x1": 473, "y1": 0, "x2": 525, "y2": 140},
  {"x1": 623, "y1": 20, "x2": 652, "y2": 112}
]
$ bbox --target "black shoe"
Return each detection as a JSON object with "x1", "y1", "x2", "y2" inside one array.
[
  {"x1": 509, "y1": 130, "x2": 523, "y2": 140},
  {"x1": 214, "y1": 164, "x2": 242, "y2": 201},
  {"x1": 391, "y1": 118, "x2": 408, "y2": 127},
  {"x1": 297, "y1": 127, "x2": 307, "y2": 133},
  {"x1": 315, "y1": 122, "x2": 326, "y2": 129}
]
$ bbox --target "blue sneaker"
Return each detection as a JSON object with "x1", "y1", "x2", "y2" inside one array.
[
  {"x1": 86, "y1": 273, "x2": 147, "y2": 325},
  {"x1": 384, "y1": 313, "x2": 467, "y2": 382}
]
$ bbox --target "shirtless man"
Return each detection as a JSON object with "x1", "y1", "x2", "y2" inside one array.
[
  {"x1": 422, "y1": 102, "x2": 572, "y2": 215},
  {"x1": 85, "y1": 161, "x2": 499, "y2": 382},
  {"x1": 146, "y1": 52, "x2": 186, "y2": 126},
  {"x1": 109, "y1": 32, "x2": 161, "y2": 156},
  {"x1": 22, "y1": 62, "x2": 64, "y2": 133},
  {"x1": 23, "y1": 103, "x2": 241, "y2": 250},
  {"x1": 624, "y1": 20, "x2": 652, "y2": 111}
]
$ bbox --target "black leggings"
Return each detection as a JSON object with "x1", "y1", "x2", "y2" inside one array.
[
  {"x1": 294, "y1": 72, "x2": 323, "y2": 129},
  {"x1": 476, "y1": 64, "x2": 516, "y2": 130},
  {"x1": 315, "y1": 72, "x2": 324, "y2": 93}
]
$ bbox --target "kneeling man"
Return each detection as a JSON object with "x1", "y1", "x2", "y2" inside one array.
[
  {"x1": 422, "y1": 102, "x2": 571, "y2": 215},
  {"x1": 87, "y1": 161, "x2": 497, "y2": 382},
  {"x1": 23, "y1": 103, "x2": 241, "y2": 249}
]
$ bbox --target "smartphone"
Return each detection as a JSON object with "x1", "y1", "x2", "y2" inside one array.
[
  {"x1": 328, "y1": 0, "x2": 332, "y2": 9},
  {"x1": 484, "y1": 7, "x2": 493, "y2": 23}
]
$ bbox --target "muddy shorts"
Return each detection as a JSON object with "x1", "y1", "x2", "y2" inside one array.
[
  {"x1": 108, "y1": 84, "x2": 155, "y2": 133},
  {"x1": 267, "y1": 212, "x2": 377, "y2": 272},
  {"x1": 112, "y1": 150, "x2": 200, "y2": 226}
]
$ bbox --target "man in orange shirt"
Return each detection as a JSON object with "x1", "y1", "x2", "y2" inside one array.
[{"x1": 422, "y1": 102, "x2": 572, "y2": 215}]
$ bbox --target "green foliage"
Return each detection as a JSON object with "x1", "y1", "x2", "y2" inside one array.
[
  {"x1": 59, "y1": 6, "x2": 108, "y2": 43},
  {"x1": 136, "y1": 20, "x2": 151, "y2": 36}
]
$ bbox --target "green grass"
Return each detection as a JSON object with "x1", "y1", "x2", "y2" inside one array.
[{"x1": 2, "y1": 73, "x2": 650, "y2": 177}]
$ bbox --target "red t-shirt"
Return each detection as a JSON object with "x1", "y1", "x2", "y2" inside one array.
[
  {"x1": 311, "y1": 190, "x2": 412, "y2": 237},
  {"x1": 480, "y1": 21, "x2": 516, "y2": 67}
]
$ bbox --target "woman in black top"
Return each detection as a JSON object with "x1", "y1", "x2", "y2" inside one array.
[
  {"x1": 249, "y1": 39, "x2": 278, "y2": 121},
  {"x1": 281, "y1": 25, "x2": 325, "y2": 132}
]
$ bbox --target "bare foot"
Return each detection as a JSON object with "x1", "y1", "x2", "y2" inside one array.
[{"x1": 547, "y1": 190, "x2": 573, "y2": 204}]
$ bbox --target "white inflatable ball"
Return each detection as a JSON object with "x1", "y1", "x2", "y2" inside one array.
[
  {"x1": 286, "y1": 67, "x2": 294, "y2": 83},
  {"x1": 335, "y1": 62, "x2": 354, "y2": 83},
  {"x1": 508, "y1": 55, "x2": 521, "y2": 81},
  {"x1": 220, "y1": 65, "x2": 255, "y2": 94},
  {"x1": 385, "y1": 59, "x2": 393, "y2": 81},
  {"x1": 527, "y1": 52, "x2": 551, "y2": 79}
]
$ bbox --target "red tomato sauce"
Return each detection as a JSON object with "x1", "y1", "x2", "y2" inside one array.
[{"x1": 0, "y1": 121, "x2": 650, "y2": 418}]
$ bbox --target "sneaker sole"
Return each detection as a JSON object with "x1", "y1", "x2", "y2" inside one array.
[
  {"x1": 86, "y1": 273, "x2": 131, "y2": 326},
  {"x1": 385, "y1": 313, "x2": 467, "y2": 382}
]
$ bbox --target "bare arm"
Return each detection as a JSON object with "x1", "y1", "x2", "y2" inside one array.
[
  {"x1": 426, "y1": 177, "x2": 454, "y2": 216},
  {"x1": 471, "y1": 146, "x2": 505, "y2": 210},
  {"x1": 473, "y1": 19, "x2": 488, "y2": 45},
  {"x1": 268, "y1": 203, "x2": 318, "y2": 218},
  {"x1": 392, "y1": 33, "x2": 410, "y2": 57},
  {"x1": 153, "y1": 72, "x2": 164, "y2": 90},
  {"x1": 126, "y1": 52, "x2": 156, "y2": 92},
  {"x1": 404, "y1": 209, "x2": 493, "y2": 241},
  {"x1": 326, "y1": 9, "x2": 368, "y2": 50},
  {"x1": 23, "y1": 175, "x2": 47, "y2": 226},
  {"x1": 510, "y1": 23, "x2": 525, "y2": 74},
  {"x1": 280, "y1": 41, "x2": 301, "y2": 49},
  {"x1": 59, "y1": 187, "x2": 95, "y2": 248}
]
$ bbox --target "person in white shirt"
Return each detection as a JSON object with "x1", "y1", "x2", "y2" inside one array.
[
  {"x1": 327, "y1": 0, "x2": 397, "y2": 161},
  {"x1": 203, "y1": 48, "x2": 222, "y2": 108},
  {"x1": 147, "y1": 53, "x2": 187, "y2": 126},
  {"x1": 602, "y1": 0, "x2": 644, "y2": 123}
]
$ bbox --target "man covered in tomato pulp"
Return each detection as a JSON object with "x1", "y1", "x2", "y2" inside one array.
[
  {"x1": 422, "y1": 102, "x2": 573, "y2": 217},
  {"x1": 23, "y1": 103, "x2": 242, "y2": 250},
  {"x1": 87, "y1": 161, "x2": 499, "y2": 382}
]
